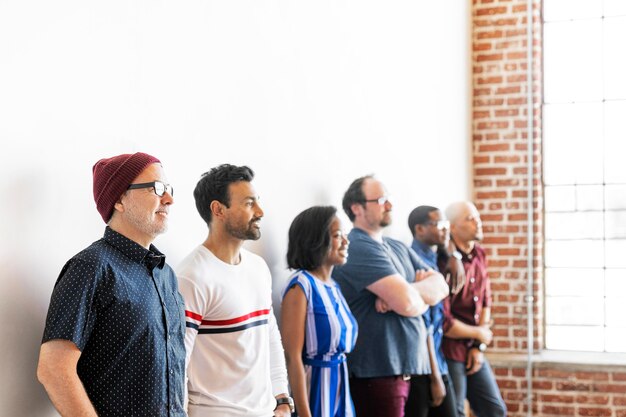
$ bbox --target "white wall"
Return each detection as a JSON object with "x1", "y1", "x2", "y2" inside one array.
[{"x1": 0, "y1": 1, "x2": 471, "y2": 415}]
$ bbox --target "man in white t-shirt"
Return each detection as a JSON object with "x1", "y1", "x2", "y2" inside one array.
[{"x1": 176, "y1": 164, "x2": 292, "y2": 417}]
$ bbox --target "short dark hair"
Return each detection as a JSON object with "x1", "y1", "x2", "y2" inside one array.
[
  {"x1": 193, "y1": 164, "x2": 255, "y2": 226},
  {"x1": 287, "y1": 206, "x2": 337, "y2": 271},
  {"x1": 408, "y1": 205, "x2": 439, "y2": 236},
  {"x1": 342, "y1": 175, "x2": 372, "y2": 222}
]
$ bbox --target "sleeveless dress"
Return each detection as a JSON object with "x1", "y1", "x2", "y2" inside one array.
[{"x1": 282, "y1": 270, "x2": 359, "y2": 417}]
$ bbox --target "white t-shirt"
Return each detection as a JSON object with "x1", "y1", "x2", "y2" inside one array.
[{"x1": 176, "y1": 245, "x2": 288, "y2": 417}]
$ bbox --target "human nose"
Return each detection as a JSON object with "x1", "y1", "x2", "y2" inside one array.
[
  {"x1": 161, "y1": 190, "x2": 174, "y2": 205},
  {"x1": 254, "y1": 203, "x2": 264, "y2": 218}
]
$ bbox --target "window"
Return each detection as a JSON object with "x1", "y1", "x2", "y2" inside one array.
[{"x1": 543, "y1": 1, "x2": 626, "y2": 352}]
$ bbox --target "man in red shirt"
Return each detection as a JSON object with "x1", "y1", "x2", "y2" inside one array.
[{"x1": 442, "y1": 201, "x2": 506, "y2": 417}]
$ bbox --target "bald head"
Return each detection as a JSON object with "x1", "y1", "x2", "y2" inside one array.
[{"x1": 446, "y1": 201, "x2": 483, "y2": 246}]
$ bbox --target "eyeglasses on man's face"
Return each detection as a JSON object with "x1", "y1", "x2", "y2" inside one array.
[
  {"x1": 424, "y1": 220, "x2": 450, "y2": 230},
  {"x1": 127, "y1": 181, "x2": 174, "y2": 197},
  {"x1": 361, "y1": 196, "x2": 391, "y2": 206}
]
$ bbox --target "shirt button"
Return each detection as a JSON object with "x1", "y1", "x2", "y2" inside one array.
[
  {"x1": 473, "y1": 296, "x2": 479, "y2": 302},
  {"x1": 470, "y1": 278, "x2": 475, "y2": 284}
]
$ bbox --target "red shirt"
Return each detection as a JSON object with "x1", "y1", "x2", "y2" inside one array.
[{"x1": 442, "y1": 243, "x2": 492, "y2": 362}]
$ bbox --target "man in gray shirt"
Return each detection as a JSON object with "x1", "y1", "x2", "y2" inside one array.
[{"x1": 333, "y1": 175, "x2": 448, "y2": 417}]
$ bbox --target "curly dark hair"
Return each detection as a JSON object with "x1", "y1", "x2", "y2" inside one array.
[
  {"x1": 193, "y1": 164, "x2": 255, "y2": 226},
  {"x1": 287, "y1": 206, "x2": 337, "y2": 271}
]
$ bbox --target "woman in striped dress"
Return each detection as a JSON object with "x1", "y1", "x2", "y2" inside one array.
[{"x1": 281, "y1": 206, "x2": 358, "y2": 417}]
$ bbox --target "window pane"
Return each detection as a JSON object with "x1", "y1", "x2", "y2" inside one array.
[
  {"x1": 544, "y1": 185, "x2": 576, "y2": 211},
  {"x1": 605, "y1": 268, "x2": 626, "y2": 295},
  {"x1": 604, "y1": 1, "x2": 626, "y2": 19},
  {"x1": 544, "y1": 20, "x2": 602, "y2": 103},
  {"x1": 605, "y1": 297, "x2": 626, "y2": 327},
  {"x1": 576, "y1": 185, "x2": 604, "y2": 211},
  {"x1": 546, "y1": 296, "x2": 604, "y2": 325},
  {"x1": 606, "y1": 327, "x2": 626, "y2": 352},
  {"x1": 545, "y1": 239, "x2": 604, "y2": 268},
  {"x1": 544, "y1": 0, "x2": 602, "y2": 21},
  {"x1": 543, "y1": 103, "x2": 603, "y2": 185},
  {"x1": 605, "y1": 184, "x2": 626, "y2": 209},
  {"x1": 605, "y1": 210, "x2": 626, "y2": 239},
  {"x1": 606, "y1": 239, "x2": 626, "y2": 268},
  {"x1": 545, "y1": 268, "x2": 604, "y2": 297},
  {"x1": 545, "y1": 212, "x2": 603, "y2": 240},
  {"x1": 605, "y1": 101, "x2": 626, "y2": 184},
  {"x1": 544, "y1": 185, "x2": 575, "y2": 212},
  {"x1": 546, "y1": 325, "x2": 604, "y2": 351},
  {"x1": 604, "y1": 17, "x2": 626, "y2": 99}
]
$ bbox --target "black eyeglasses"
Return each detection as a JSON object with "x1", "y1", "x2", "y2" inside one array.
[
  {"x1": 361, "y1": 196, "x2": 390, "y2": 205},
  {"x1": 127, "y1": 181, "x2": 174, "y2": 197},
  {"x1": 424, "y1": 220, "x2": 450, "y2": 230}
]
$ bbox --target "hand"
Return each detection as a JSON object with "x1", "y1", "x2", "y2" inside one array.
[
  {"x1": 375, "y1": 297, "x2": 390, "y2": 313},
  {"x1": 273, "y1": 404, "x2": 291, "y2": 417},
  {"x1": 446, "y1": 257, "x2": 465, "y2": 295},
  {"x1": 466, "y1": 348, "x2": 484, "y2": 375},
  {"x1": 430, "y1": 375, "x2": 446, "y2": 407},
  {"x1": 476, "y1": 325, "x2": 493, "y2": 345},
  {"x1": 415, "y1": 269, "x2": 432, "y2": 282}
]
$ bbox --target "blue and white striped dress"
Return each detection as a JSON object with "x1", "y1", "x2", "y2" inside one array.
[{"x1": 283, "y1": 270, "x2": 359, "y2": 417}]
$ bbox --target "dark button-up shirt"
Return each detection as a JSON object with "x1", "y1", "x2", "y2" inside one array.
[
  {"x1": 442, "y1": 243, "x2": 492, "y2": 363},
  {"x1": 411, "y1": 239, "x2": 448, "y2": 375},
  {"x1": 42, "y1": 227, "x2": 187, "y2": 417}
]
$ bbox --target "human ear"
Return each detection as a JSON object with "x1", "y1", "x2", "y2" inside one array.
[{"x1": 210, "y1": 200, "x2": 223, "y2": 219}]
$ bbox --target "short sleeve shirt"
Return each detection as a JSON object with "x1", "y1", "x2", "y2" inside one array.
[
  {"x1": 42, "y1": 227, "x2": 187, "y2": 417},
  {"x1": 332, "y1": 228, "x2": 431, "y2": 378}
]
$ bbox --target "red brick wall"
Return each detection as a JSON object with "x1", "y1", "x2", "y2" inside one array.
[
  {"x1": 470, "y1": 1, "x2": 626, "y2": 416},
  {"x1": 493, "y1": 362, "x2": 626, "y2": 416},
  {"x1": 472, "y1": 0, "x2": 543, "y2": 354}
]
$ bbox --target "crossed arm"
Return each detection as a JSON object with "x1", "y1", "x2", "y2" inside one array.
[{"x1": 370, "y1": 269, "x2": 448, "y2": 317}]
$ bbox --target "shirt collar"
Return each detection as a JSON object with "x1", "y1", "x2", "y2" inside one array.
[
  {"x1": 103, "y1": 227, "x2": 166, "y2": 269},
  {"x1": 411, "y1": 239, "x2": 437, "y2": 267},
  {"x1": 454, "y1": 239, "x2": 479, "y2": 261}
]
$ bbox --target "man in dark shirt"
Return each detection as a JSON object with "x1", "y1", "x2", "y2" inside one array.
[
  {"x1": 442, "y1": 201, "x2": 506, "y2": 417},
  {"x1": 37, "y1": 152, "x2": 187, "y2": 417}
]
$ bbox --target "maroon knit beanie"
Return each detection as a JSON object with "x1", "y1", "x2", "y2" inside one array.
[{"x1": 92, "y1": 152, "x2": 161, "y2": 223}]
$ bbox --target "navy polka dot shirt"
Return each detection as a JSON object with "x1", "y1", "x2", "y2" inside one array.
[{"x1": 42, "y1": 227, "x2": 187, "y2": 417}]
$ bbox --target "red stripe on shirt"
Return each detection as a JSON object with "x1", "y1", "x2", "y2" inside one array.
[
  {"x1": 200, "y1": 309, "x2": 270, "y2": 326},
  {"x1": 185, "y1": 310, "x2": 203, "y2": 321}
]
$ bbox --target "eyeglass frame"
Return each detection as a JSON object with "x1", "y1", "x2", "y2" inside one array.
[
  {"x1": 423, "y1": 220, "x2": 450, "y2": 230},
  {"x1": 127, "y1": 181, "x2": 174, "y2": 197},
  {"x1": 360, "y1": 196, "x2": 391, "y2": 206}
]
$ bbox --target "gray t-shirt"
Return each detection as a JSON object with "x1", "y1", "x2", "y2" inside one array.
[{"x1": 333, "y1": 228, "x2": 431, "y2": 378}]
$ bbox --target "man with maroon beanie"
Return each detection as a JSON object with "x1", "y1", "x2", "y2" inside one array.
[{"x1": 37, "y1": 152, "x2": 187, "y2": 417}]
